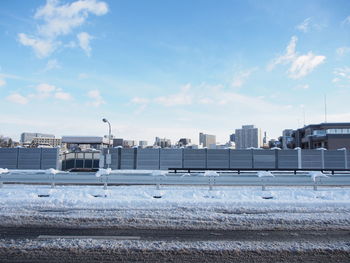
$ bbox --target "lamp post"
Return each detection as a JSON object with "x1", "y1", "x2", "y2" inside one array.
[{"x1": 102, "y1": 118, "x2": 112, "y2": 167}]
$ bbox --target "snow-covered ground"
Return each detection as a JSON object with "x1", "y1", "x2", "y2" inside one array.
[{"x1": 1, "y1": 184, "x2": 350, "y2": 230}]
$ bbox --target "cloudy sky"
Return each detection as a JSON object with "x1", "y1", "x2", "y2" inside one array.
[{"x1": 0, "y1": 0, "x2": 350, "y2": 144}]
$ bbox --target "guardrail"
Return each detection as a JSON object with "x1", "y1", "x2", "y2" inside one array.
[{"x1": 1, "y1": 170, "x2": 350, "y2": 192}]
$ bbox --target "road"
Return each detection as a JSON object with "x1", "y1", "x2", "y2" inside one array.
[
  {"x1": 1, "y1": 227, "x2": 350, "y2": 262},
  {"x1": 2, "y1": 171, "x2": 350, "y2": 186},
  {"x1": 1, "y1": 227, "x2": 350, "y2": 242}
]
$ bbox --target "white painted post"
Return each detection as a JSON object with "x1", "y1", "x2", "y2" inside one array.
[
  {"x1": 296, "y1": 148, "x2": 302, "y2": 169},
  {"x1": 321, "y1": 148, "x2": 325, "y2": 170}
]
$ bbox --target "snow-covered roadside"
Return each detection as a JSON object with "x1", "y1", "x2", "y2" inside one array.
[{"x1": 1, "y1": 185, "x2": 350, "y2": 230}]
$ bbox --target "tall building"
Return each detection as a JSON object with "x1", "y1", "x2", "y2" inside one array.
[
  {"x1": 291, "y1": 123, "x2": 350, "y2": 150},
  {"x1": 21, "y1": 132, "x2": 55, "y2": 144},
  {"x1": 280, "y1": 129, "x2": 294, "y2": 149},
  {"x1": 139, "y1": 140, "x2": 148, "y2": 148},
  {"x1": 199, "y1": 132, "x2": 216, "y2": 148},
  {"x1": 177, "y1": 138, "x2": 191, "y2": 147},
  {"x1": 113, "y1": 138, "x2": 124, "y2": 147},
  {"x1": 235, "y1": 125, "x2": 259, "y2": 149},
  {"x1": 154, "y1": 137, "x2": 171, "y2": 148}
]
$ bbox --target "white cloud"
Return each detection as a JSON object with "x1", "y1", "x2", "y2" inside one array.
[
  {"x1": 18, "y1": 0, "x2": 108, "y2": 58},
  {"x1": 18, "y1": 33, "x2": 55, "y2": 58},
  {"x1": 77, "y1": 32, "x2": 92, "y2": 56},
  {"x1": 7, "y1": 83, "x2": 72, "y2": 103},
  {"x1": 78, "y1": 73, "x2": 89, "y2": 79},
  {"x1": 154, "y1": 84, "x2": 192, "y2": 106},
  {"x1": 296, "y1": 17, "x2": 324, "y2": 33},
  {"x1": 231, "y1": 68, "x2": 257, "y2": 88},
  {"x1": 336, "y1": 47, "x2": 350, "y2": 57},
  {"x1": 30, "y1": 83, "x2": 57, "y2": 98},
  {"x1": 0, "y1": 78, "x2": 6, "y2": 87},
  {"x1": 131, "y1": 97, "x2": 150, "y2": 104},
  {"x1": 35, "y1": 0, "x2": 108, "y2": 37},
  {"x1": 87, "y1": 89, "x2": 105, "y2": 107},
  {"x1": 267, "y1": 36, "x2": 297, "y2": 71},
  {"x1": 296, "y1": 18, "x2": 311, "y2": 32},
  {"x1": 333, "y1": 67, "x2": 350, "y2": 86},
  {"x1": 294, "y1": 84, "x2": 309, "y2": 90},
  {"x1": 6, "y1": 93, "x2": 29, "y2": 105},
  {"x1": 268, "y1": 36, "x2": 325, "y2": 79},
  {"x1": 288, "y1": 52, "x2": 326, "y2": 79},
  {"x1": 54, "y1": 91, "x2": 72, "y2": 100},
  {"x1": 342, "y1": 16, "x2": 350, "y2": 26},
  {"x1": 44, "y1": 59, "x2": 60, "y2": 71}
]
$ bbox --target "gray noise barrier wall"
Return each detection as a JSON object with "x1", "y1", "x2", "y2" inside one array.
[
  {"x1": 0, "y1": 148, "x2": 59, "y2": 170},
  {"x1": 120, "y1": 148, "x2": 135, "y2": 169},
  {"x1": 230, "y1": 150, "x2": 252, "y2": 168},
  {"x1": 137, "y1": 148, "x2": 160, "y2": 170},
  {"x1": 18, "y1": 148, "x2": 42, "y2": 170},
  {"x1": 160, "y1": 148, "x2": 183, "y2": 170},
  {"x1": 324, "y1": 150, "x2": 345, "y2": 169},
  {"x1": 183, "y1": 149, "x2": 206, "y2": 169},
  {"x1": 41, "y1": 148, "x2": 59, "y2": 170},
  {"x1": 207, "y1": 149, "x2": 229, "y2": 169},
  {"x1": 0, "y1": 148, "x2": 18, "y2": 169},
  {"x1": 277, "y1": 150, "x2": 298, "y2": 169},
  {"x1": 301, "y1": 150, "x2": 322, "y2": 169},
  {"x1": 253, "y1": 150, "x2": 276, "y2": 169}
]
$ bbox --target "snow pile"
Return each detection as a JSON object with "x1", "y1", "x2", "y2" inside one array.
[
  {"x1": 95, "y1": 168, "x2": 112, "y2": 178},
  {"x1": 45, "y1": 168, "x2": 60, "y2": 175},
  {"x1": 0, "y1": 168, "x2": 9, "y2": 174},
  {"x1": 257, "y1": 171, "x2": 274, "y2": 178},
  {"x1": 151, "y1": 170, "x2": 168, "y2": 177},
  {"x1": 204, "y1": 171, "x2": 219, "y2": 177},
  {"x1": 309, "y1": 171, "x2": 328, "y2": 182}
]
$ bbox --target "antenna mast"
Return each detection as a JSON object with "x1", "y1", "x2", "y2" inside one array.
[{"x1": 324, "y1": 94, "x2": 327, "y2": 123}]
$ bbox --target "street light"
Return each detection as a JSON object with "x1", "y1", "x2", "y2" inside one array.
[{"x1": 102, "y1": 118, "x2": 112, "y2": 169}]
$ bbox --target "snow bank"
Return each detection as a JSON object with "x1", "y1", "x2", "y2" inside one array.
[
  {"x1": 0, "y1": 168, "x2": 9, "y2": 174},
  {"x1": 257, "y1": 171, "x2": 274, "y2": 178},
  {"x1": 309, "y1": 171, "x2": 328, "y2": 182}
]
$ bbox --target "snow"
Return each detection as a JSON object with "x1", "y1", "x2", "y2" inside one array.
[
  {"x1": 257, "y1": 171, "x2": 274, "y2": 177},
  {"x1": 1, "y1": 184, "x2": 350, "y2": 230},
  {"x1": 0, "y1": 168, "x2": 9, "y2": 174},
  {"x1": 204, "y1": 171, "x2": 219, "y2": 177},
  {"x1": 151, "y1": 170, "x2": 168, "y2": 176},
  {"x1": 309, "y1": 171, "x2": 329, "y2": 182},
  {"x1": 95, "y1": 168, "x2": 112, "y2": 178}
]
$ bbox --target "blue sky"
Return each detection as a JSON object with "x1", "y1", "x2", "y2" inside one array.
[{"x1": 0, "y1": 0, "x2": 350, "y2": 144}]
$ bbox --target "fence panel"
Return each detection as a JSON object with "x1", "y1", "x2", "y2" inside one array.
[
  {"x1": 17, "y1": 148, "x2": 42, "y2": 169},
  {"x1": 41, "y1": 148, "x2": 59, "y2": 169},
  {"x1": 324, "y1": 150, "x2": 346, "y2": 169},
  {"x1": 0, "y1": 148, "x2": 18, "y2": 169},
  {"x1": 301, "y1": 150, "x2": 322, "y2": 169},
  {"x1": 229, "y1": 150, "x2": 253, "y2": 169},
  {"x1": 207, "y1": 149, "x2": 229, "y2": 169},
  {"x1": 160, "y1": 149, "x2": 183, "y2": 170},
  {"x1": 253, "y1": 150, "x2": 276, "y2": 169},
  {"x1": 278, "y1": 150, "x2": 298, "y2": 169},
  {"x1": 137, "y1": 148, "x2": 160, "y2": 170},
  {"x1": 183, "y1": 149, "x2": 206, "y2": 169},
  {"x1": 120, "y1": 148, "x2": 135, "y2": 169}
]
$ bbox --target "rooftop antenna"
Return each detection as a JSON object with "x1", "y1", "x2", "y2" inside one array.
[{"x1": 324, "y1": 94, "x2": 327, "y2": 123}]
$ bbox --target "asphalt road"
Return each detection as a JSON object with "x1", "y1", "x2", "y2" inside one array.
[
  {"x1": 1, "y1": 227, "x2": 350, "y2": 242},
  {"x1": 1, "y1": 227, "x2": 350, "y2": 262}
]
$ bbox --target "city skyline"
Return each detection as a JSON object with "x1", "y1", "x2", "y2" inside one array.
[{"x1": 1, "y1": 0, "x2": 350, "y2": 143}]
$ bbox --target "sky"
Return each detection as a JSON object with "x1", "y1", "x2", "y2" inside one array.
[{"x1": 0, "y1": 0, "x2": 350, "y2": 144}]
